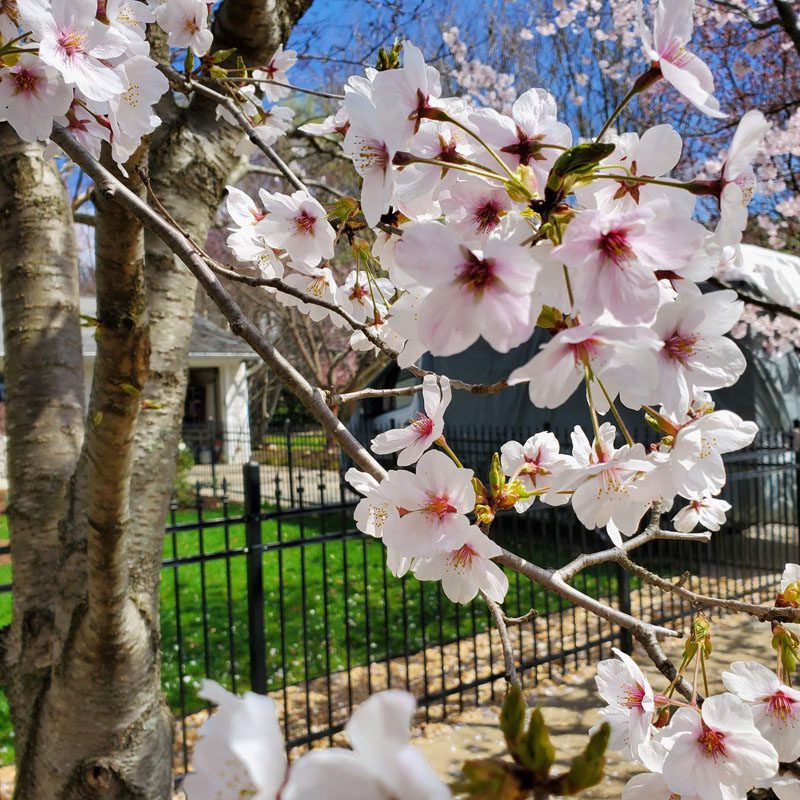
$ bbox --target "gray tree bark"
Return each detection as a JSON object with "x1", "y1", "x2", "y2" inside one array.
[{"x1": 0, "y1": 2, "x2": 313, "y2": 798}]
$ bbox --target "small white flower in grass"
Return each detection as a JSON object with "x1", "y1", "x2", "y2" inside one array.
[
  {"x1": 637, "y1": 0, "x2": 726, "y2": 118},
  {"x1": 183, "y1": 680, "x2": 287, "y2": 800},
  {"x1": 549, "y1": 423, "x2": 655, "y2": 546},
  {"x1": 393, "y1": 220, "x2": 540, "y2": 356},
  {"x1": 379, "y1": 449, "x2": 474, "y2": 558},
  {"x1": 18, "y1": 0, "x2": 127, "y2": 102},
  {"x1": 371, "y1": 375, "x2": 451, "y2": 467},
  {"x1": 413, "y1": 525, "x2": 508, "y2": 604},
  {"x1": 714, "y1": 110, "x2": 770, "y2": 249},
  {"x1": 659, "y1": 694, "x2": 778, "y2": 800},
  {"x1": 253, "y1": 44, "x2": 298, "y2": 103},
  {"x1": 672, "y1": 495, "x2": 730, "y2": 533},
  {"x1": 259, "y1": 189, "x2": 335, "y2": 270},
  {"x1": 507, "y1": 323, "x2": 661, "y2": 411},
  {"x1": 0, "y1": 54, "x2": 73, "y2": 142},
  {"x1": 499, "y1": 432, "x2": 569, "y2": 512},
  {"x1": 593, "y1": 648, "x2": 655, "y2": 758},
  {"x1": 283, "y1": 690, "x2": 451, "y2": 800},
  {"x1": 722, "y1": 661, "x2": 800, "y2": 762},
  {"x1": 156, "y1": 0, "x2": 212, "y2": 56}
]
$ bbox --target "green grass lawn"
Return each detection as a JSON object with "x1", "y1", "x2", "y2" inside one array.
[{"x1": 0, "y1": 509, "x2": 621, "y2": 766}]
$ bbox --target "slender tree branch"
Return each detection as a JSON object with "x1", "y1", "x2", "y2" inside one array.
[{"x1": 484, "y1": 593, "x2": 521, "y2": 689}]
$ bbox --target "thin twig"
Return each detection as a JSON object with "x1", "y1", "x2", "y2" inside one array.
[{"x1": 484, "y1": 593, "x2": 521, "y2": 689}]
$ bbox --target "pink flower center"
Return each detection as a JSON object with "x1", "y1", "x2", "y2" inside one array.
[
  {"x1": 567, "y1": 338, "x2": 600, "y2": 368},
  {"x1": 424, "y1": 493, "x2": 457, "y2": 520},
  {"x1": 623, "y1": 683, "x2": 646, "y2": 710},
  {"x1": 456, "y1": 250, "x2": 498, "y2": 295},
  {"x1": 766, "y1": 690, "x2": 796, "y2": 721},
  {"x1": 57, "y1": 29, "x2": 87, "y2": 56},
  {"x1": 473, "y1": 200, "x2": 504, "y2": 234},
  {"x1": 184, "y1": 16, "x2": 200, "y2": 34},
  {"x1": 663, "y1": 332, "x2": 698, "y2": 363},
  {"x1": 697, "y1": 723, "x2": 728, "y2": 762},
  {"x1": 450, "y1": 543, "x2": 478, "y2": 569},
  {"x1": 348, "y1": 283, "x2": 370, "y2": 303},
  {"x1": 501, "y1": 127, "x2": 547, "y2": 166},
  {"x1": 12, "y1": 68, "x2": 40, "y2": 95},
  {"x1": 352, "y1": 136, "x2": 390, "y2": 175},
  {"x1": 410, "y1": 413, "x2": 434, "y2": 438},
  {"x1": 293, "y1": 210, "x2": 317, "y2": 236},
  {"x1": 598, "y1": 227, "x2": 634, "y2": 267}
]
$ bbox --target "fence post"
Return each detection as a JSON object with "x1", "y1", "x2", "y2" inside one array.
[
  {"x1": 244, "y1": 461, "x2": 267, "y2": 694},
  {"x1": 285, "y1": 417, "x2": 295, "y2": 506},
  {"x1": 616, "y1": 564, "x2": 633, "y2": 654}
]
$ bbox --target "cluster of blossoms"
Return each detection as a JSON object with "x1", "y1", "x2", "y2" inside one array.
[
  {"x1": 184, "y1": 681, "x2": 451, "y2": 800},
  {"x1": 219, "y1": 0, "x2": 772, "y2": 605},
  {"x1": 595, "y1": 564, "x2": 800, "y2": 800},
  {"x1": 0, "y1": 1, "x2": 295, "y2": 166}
]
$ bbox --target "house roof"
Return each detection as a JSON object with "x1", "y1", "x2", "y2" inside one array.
[{"x1": 0, "y1": 296, "x2": 256, "y2": 361}]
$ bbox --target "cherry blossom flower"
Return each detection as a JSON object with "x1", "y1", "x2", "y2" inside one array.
[
  {"x1": 345, "y1": 468, "x2": 410, "y2": 577},
  {"x1": 393, "y1": 221, "x2": 540, "y2": 356},
  {"x1": 593, "y1": 648, "x2": 656, "y2": 758},
  {"x1": 722, "y1": 661, "x2": 800, "y2": 763},
  {"x1": 382, "y1": 286, "x2": 430, "y2": 368},
  {"x1": 394, "y1": 121, "x2": 470, "y2": 206},
  {"x1": 379, "y1": 449, "x2": 474, "y2": 558},
  {"x1": 183, "y1": 680, "x2": 287, "y2": 800},
  {"x1": 107, "y1": 54, "x2": 169, "y2": 143},
  {"x1": 575, "y1": 124, "x2": 692, "y2": 214},
  {"x1": 659, "y1": 694, "x2": 778, "y2": 800},
  {"x1": 556, "y1": 204, "x2": 706, "y2": 325},
  {"x1": 664, "y1": 408, "x2": 758, "y2": 499},
  {"x1": 234, "y1": 106, "x2": 295, "y2": 157},
  {"x1": 470, "y1": 87, "x2": 572, "y2": 187},
  {"x1": 106, "y1": 0, "x2": 155, "y2": 56},
  {"x1": 508, "y1": 323, "x2": 661, "y2": 411},
  {"x1": 253, "y1": 44, "x2": 298, "y2": 103},
  {"x1": 714, "y1": 110, "x2": 770, "y2": 249},
  {"x1": 48, "y1": 100, "x2": 110, "y2": 160},
  {"x1": 372, "y1": 41, "x2": 443, "y2": 142},
  {"x1": 651, "y1": 289, "x2": 745, "y2": 417},
  {"x1": 343, "y1": 90, "x2": 402, "y2": 226},
  {"x1": 413, "y1": 525, "x2": 508, "y2": 604},
  {"x1": 549, "y1": 423, "x2": 655, "y2": 546},
  {"x1": 282, "y1": 691, "x2": 451, "y2": 800},
  {"x1": 155, "y1": 0, "x2": 212, "y2": 56},
  {"x1": 0, "y1": 54, "x2": 73, "y2": 142},
  {"x1": 637, "y1": 0, "x2": 726, "y2": 118},
  {"x1": 672, "y1": 495, "x2": 731, "y2": 532},
  {"x1": 439, "y1": 177, "x2": 512, "y2": 242},
  {"x1": 336, "y1": 269, "x2": 393, "y2": 325},
  {"x1": 371, "y1": 375, "x2": 451, "y2": 467},
  {"x1": 277, "y1": 268, "x2": 349, "y2": 326},
  {"x1": 499, "y1": 431, "x2": 570, "y2": 512},
  {"x1": 19, "y1": 0, "x2": 127, "y2": 102},
  {"x1": 259, "y1": 190, "x2": 335, "y2": 270}
]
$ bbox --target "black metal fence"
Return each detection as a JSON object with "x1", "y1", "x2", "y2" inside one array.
[
  {"x1": 159, "y1": 427, "x2": 799, "y2": 774},
  {"x1": 0, "y1": 427, "x2": 797, "y2": 773}
]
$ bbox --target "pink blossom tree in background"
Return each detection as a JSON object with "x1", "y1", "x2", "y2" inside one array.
[{"x1": 0, "y1": 1, "x2": 799, "y2": 799}]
